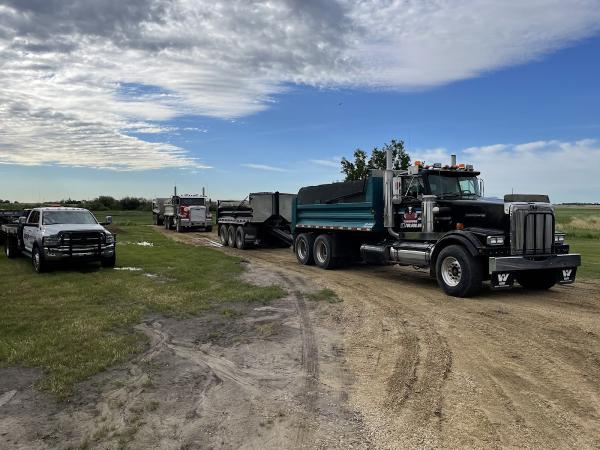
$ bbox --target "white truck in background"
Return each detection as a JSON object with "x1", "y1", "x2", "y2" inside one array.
[{"x1": 161, "y1": 188, "x2": 213, "y2": 233}]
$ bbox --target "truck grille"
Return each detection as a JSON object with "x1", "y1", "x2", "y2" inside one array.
[
  {"x1": 61, "y1": 231, "x2": 103, "y2": 246},
  {"x1": 510, "y1": 204, "x2": 554, "y2": 255}
]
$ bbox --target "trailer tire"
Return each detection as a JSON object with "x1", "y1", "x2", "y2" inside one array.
[
  {"x1": 295, "y1": 233, "x2": 315, "y2": 265},
  {"x1": 516, "y1": 270, "x2": 556, "y2": 290},
  {"x1": 227, "y1": 226, "x2": 236, "y2": 248},
  {"x1": 236, "y1": 226, "x2": 247, "y2": 249},
  {"x1": 313, "y1": 234, "x2": 338, "y2": 269},
  {"x1": 32, "y1": 245, "x2": 48, "y2": 273},
  {"x1": 219, "y1": 225, "x2": 229, "y2": 246},
  {"x1": 436, "y1": 245, "x2": 482, "y2": 297}
]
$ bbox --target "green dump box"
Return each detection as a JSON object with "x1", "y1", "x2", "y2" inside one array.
[{"x1": 292, "y1": 176, "x2": 384, "y2": 233}]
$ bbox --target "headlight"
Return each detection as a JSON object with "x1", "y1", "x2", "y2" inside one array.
[
  {"x1": 554, "y1": 233, "x2": 565, "y2": 244},
  {"x1": 43, "y1": 235, "x2": 60, "y2": 247},
  {"x1": 105, "y1": 234, "x2": 115, "y2": 244},
  {"x1": 486, "y1": 235, "x2": 505, "y2": 246}
]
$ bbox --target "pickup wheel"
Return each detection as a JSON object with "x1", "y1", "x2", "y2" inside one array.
[
  {"x1": 295, "y1": 233, "x2": 315, "y2": 265},
  {"x1": 313, "y1": 234, "x2": 338, "y2": 270},
  {"x1": 235, "y1": 226, "x2": 247, "y2": 250},
  {"x1": 32, "y1": 245, "x2": 48, "y2": 273},
  {"x1": 436, "y1": 245, "x2": 482, "y2": 297},
  {"x1": 101, "y1": 253, "x2": 116, "y2": 268},
  {"x1": 219, "y1": 225, "x2": 229, "y2": 246},
  {"x1": 516, "y1": 270, "x2": 556, "y2": 290},
  {"x1": 227, "y1": 226, "x2": 236, "y2": 247}
]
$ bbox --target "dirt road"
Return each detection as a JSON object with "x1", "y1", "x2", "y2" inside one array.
[{"x1": 170, "y1": 230, "x2": 600, "y2": 449}]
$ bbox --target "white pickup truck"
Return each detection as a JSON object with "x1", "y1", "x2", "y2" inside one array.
[{"x1": 1, "y1": 207, "x2": 116, "y2": 273}]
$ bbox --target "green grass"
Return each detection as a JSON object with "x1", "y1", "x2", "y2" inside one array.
[
  {"x1": 306, "y1": 288, "x2": 341, "y2": 303},
  {"x1": 0, "y1": 211, "x2": 283, "y2": 397},
  {"x1": 556, "y1": 206, "x2": 600, "y2": 279}
]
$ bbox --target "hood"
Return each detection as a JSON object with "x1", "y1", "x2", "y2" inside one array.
[
  {"x1": 41, "y1": 224, "x2": 110, "y2": 235},
  {"x1": 437, "y1": 197, "x2": 507, "y2": 230}
]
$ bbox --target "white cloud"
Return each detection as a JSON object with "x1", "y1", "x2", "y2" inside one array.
[
  {"x1": 310, "y1": 158, "x2": 342, "y2": 168},
  {"x1": 459, "y1": 139, "x2": 600, "y2": 202},
  {"x1": 0, "y1": 1, "x2": 599, "y2": 170},
  {"x1": 241, "y1": 163, "x2": 288, "y2": 172}
]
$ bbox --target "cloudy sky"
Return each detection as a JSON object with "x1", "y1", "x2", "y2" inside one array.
[{"x1": 1, "y1": 0, "x2": 600, "y2": 202}]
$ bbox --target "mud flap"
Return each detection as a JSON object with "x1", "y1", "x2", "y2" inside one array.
[
  {"x1": 557, "y1": 267, "x2": 577, "y2": 284},
  {"x1": 491, "y1": 272, "x2": 515, "y2": 290}
]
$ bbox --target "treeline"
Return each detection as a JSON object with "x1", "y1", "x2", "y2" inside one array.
[{"x1": 76, "y1": 196, "x2": 152, "y2": 211}]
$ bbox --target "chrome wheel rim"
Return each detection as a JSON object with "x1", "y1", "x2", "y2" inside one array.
[
  {"x1": 315, "y1": 240, "x2": 327, "y2": 264},
  {"x1": 5, "y1": 245, "x2": 9, "y2": 257},
  {"x1": 441, "y1": 256, "x2": 462, "y2": 287},
  {"x1": 297, "y1": 239, "x2": 307, "y2": 260},
  {"x1": 236, "y1": 232, "x2": 242, "y2": 247},
  {"x1": 220, "y1": 227, "x2": 227, "y2": 243}
]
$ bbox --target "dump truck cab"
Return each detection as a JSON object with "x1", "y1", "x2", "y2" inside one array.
[{"x1": 163, "y1": 193, "x2": 212, "y2": 233}]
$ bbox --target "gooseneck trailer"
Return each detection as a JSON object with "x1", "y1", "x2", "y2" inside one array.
[
  {"x1": 292, "y1": 151, "x2": 581, "y2": 297},
  {"x1": 217, "y1": 192, "x2": 295, "y2": 249}
]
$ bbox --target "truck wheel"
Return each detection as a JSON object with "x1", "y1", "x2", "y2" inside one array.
[
  {"x1": 516, "y1": 271, "x2": 556, "y2": 290},
  {"x1": 227, "y1": 226, "x2": 236, "y2": 247},
  {"x1": 236, "y1": 226, "x2": 247, "y2": 249},
  {"x1": 313, "y1": 234, "x2": 338, "y2": 269},
  {"x1": 219, "y1": 225, "x2": 229, "y2": 246},
  {"x1": 32, "y1": 246, "x2": 47, "y2": 273},
  {"x1": 206, "y1": 225, "x2": 213, "y2": 233},
  {"x1": 101, "y1": 253, "x2": 116, "y2": 268},
  {"x1": 176, "y1": 220, "x2": 182, "y2": 233},
  {"x1": 164, "y1": 218, "x2": 170, "y2": 230},
  {"x1": 295, "y1": 233, "x2": 315, "y2": 265},
  {"x1": 5, "y1": 240, "x2": 18, "y2": 259},
  {"x1": 436, "y1": 245, "x2": 482, "y2": 297}
]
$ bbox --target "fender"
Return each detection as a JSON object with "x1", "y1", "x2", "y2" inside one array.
[{"x1": 431, "y1": 230, "x2": 483, "y2": 262}]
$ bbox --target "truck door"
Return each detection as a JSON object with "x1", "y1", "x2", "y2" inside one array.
[
  {"x1": 23, "y1": 210, "x2": 40, "y2": 252},
  {"x1": 399, "y1": 176, "x2": 424, "y2": 231}
]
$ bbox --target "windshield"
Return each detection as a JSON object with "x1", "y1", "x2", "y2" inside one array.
[
  {"x1": 428, "y1": 175, "x2": 480, "y2": 198},
  {"x1": 180, "y1": 198, "x2": 205, "y2": 207},
  {"x1": 42, "y1": 211, "x2": 98, "y2": 225}
]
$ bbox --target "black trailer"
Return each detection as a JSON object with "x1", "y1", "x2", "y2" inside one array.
[
  {"x1": 216, "y1": 192, "x2": 295, "y2": 249},
  {"x1": 0, "y1": 209, "x2": 27, "y2": 258}
]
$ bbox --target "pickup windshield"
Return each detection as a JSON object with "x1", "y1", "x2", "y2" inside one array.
[
  {"x1": 42, "y1": 211, "x2": 98, "y2": 225},
  {"x1": 428, "y1": 175, "x2": 480, "y2": 198}
]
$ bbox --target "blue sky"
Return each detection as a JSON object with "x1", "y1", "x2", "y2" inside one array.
[{"x1": 1, "y1": 1, "x2": 600, "y2": 203}]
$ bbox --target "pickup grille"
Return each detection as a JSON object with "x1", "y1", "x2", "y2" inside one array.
[
  {"x1": 510, "y1": 204, "x2": 555, "y2": 255},
  {"x1": 61, "y1": 231, "x2": 103, "y2": 247}
]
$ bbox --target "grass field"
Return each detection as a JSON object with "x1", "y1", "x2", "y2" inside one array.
[
  {"x1": 0, "y1": 210, "x2": 282, "y2": 398},
  {"x1": 555, "y1": 206, "x2": 600, "y2": 279}
]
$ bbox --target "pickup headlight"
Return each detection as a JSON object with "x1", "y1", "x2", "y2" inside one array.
[
  {"x1": 43, "y1": 235, "x2": 60, "y2": 247},
  {"x1": 104, "y1": 233, "x2": 115, "y2": 244},
  {"x1": 554, "y1": 233, "x2": 565, "y2": 244},
  {"x1": 486, "y1": 235, "x2": 505, "y2": 246}
]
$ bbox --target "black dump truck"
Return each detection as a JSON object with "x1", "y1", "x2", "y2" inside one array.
[
  {"x1": 292, "y1": 152, "x2": 581, "y2": 297},
  {"x1": 217, "y1": 192, "x2": 295, "y2": 249}
]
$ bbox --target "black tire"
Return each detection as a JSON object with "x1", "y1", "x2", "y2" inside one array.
[
  {"x1": 101, "y1": 253, "x2": 116, "y2": 268},
  {"x1": 219, "y1": 225, "x2": 229, "y2": 246},
  {"x1": 164, "y1": 217, "x2": 171, "y2": 230},
  {"x1": 176, "y1": 220, "x2": 183, "y2": 233},
  {"x1": 516, "y1": 270, "x2": 556, "y2": 290},
  {"x1": 227, "y1": 226, "x2": 236, "y2": 248},
  {"x1": 5, "y1": 239, "x2": 18, "y2": 259},
  {"x1": 206, "y1": 225, "x2": 213, "y2": 233},
  {"x1": 313, "y1": 234, "x2": 338, "y2": 269},
  {"x1": 32, "y1": 245, "x2": 48, "y2": 273},
  {"x1": 153, "y1": 214, "x2": 158, "y2": 225},
  {"x1": 435, "y1": 245, "x2": 482, "y2": 297},
  {"x1": 235, "y1": 226, "x2": 247, "y2": 250},
  {"x1": 294, "y1": 233, "x2": 315, "y2": 265}
]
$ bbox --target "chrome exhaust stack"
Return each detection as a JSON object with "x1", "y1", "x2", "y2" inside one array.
[{"x1": 384, "y1": 148, "x2": 399, "y2": 238}]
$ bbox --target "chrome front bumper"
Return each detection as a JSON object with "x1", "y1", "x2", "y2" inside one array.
[
  {"x1": 44, "y1": 245, "x2": 115, "y2": 260},
  {"x1": 489, "y1": 254, "x2": 581, "y2": 273}
]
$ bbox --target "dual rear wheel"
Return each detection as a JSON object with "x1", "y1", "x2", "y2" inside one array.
[
  {"x1": 294, "y1": 233, "x2": 338, "y2": 269},
  {"x1": 219, "y1": 224, "x2": 248, "y2": 249}
]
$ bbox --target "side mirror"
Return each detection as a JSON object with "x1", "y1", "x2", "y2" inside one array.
[
  {"x1": 18, "y1": 216, "x2": 27, "y2": 224},
  {"x1": 105, "y1": 216, "x2": 113, "y2": 225}
]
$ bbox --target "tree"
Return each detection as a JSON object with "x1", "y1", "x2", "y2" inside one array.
[{"x1": 341, "y1": 139, "x2": 410, "y2": 181}]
